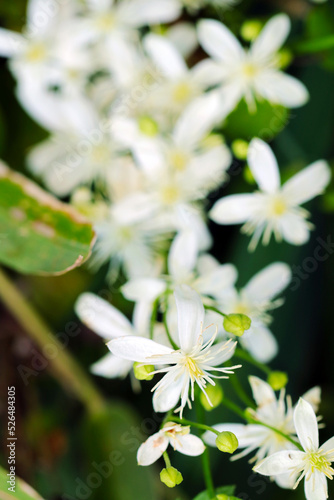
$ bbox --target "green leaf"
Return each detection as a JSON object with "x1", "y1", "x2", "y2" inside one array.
[
  {"x1": 193, "y1": 485, "x2": 235, "y2": 500},
  {"x1": 0, "y1": 162, "x2": 95, "y2": 275},
  {"x1": 294, "y1": 35, "x2": 334, "y2": 54},
  {"x1": 0, "y1": 466, "x2": 45, "y2": 499},
  {"x1": 223, "y1": 99, "x2": 289, "y2": 141}
]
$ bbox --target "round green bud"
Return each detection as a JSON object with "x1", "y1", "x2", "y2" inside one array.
[
  {"x1": 243, "y1": 165, "x2": 256, "y2": 185},
  {"x1": 231, "y1": 139, "x2": 248, "y2": 160},
  {"x1": 223, "y1": 314, "x2": 251, "y2": 337},
  {"x1": 160, "y1": 467, "x2": 183, "y2": 488},
  {"x1": 138, "y1": 116, "x2": 159, "y2": 136},
  {"x1": 240, "y1": 20, "x2": 263, "y2": 41},
  {"x1": 133, "y1": 362, "x2": 154, "y2": 381},
  {"x1": 215, "y1": 431, "x2": 239, "y2": 454},
  {"x1": 200, "y1": 384, "x2": 223, "y2": 411},
  {"x1": 267, "y1": 371, "x2": 288, "y2": 391},
  {"x1": 277, "y1": 48, "x2": 293, "y2": 70}
]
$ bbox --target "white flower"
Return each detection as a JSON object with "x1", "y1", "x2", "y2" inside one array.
[
  {"x1": 204, "y1": 377, "x2": 321, "y2": 481},
  {"x1": 218, "y1": 262, "x2": 291, "y2": 362},
  {"x1": 254, "y1": 398, "x2": 334, "y2": 500},
  {"x1": 210, "y1": 138, "x2": 331, "y2": 250},
  {"x1": 108, "y1": 285, "x2": 240, "y2": 416},
  {"x1": 197, "y1": 14, "x2": 309, "y2": 116},
  {"x1": 75, "y1": 292, "x2": 151, "y2": 381},
  {"x1": 137, "y1": 422, "x2": 205, "y2": 466}
]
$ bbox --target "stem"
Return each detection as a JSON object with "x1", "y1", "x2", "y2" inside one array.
[
  {"x1": 204, "y1": 305, "x2": 227, "y2": 317},
  {"x1": 195, "y1": 401, "x2": 216, "y2": 500},
  {"x1": 234, "y1": 348, "x2": 271, "y2": 375},
  {"x1": 169, "y1": 416, "x2": 220, "y2": 436},
  {"x1": 163, "y1": 308, "x2": 179, "y2": 350},
  {"x1": 228, "y1": 368, "x2": 255, "y2": 409},
  {"x1": 0, "y1": 268, "x2": 105, "y2": 415},
  {"x1": 222, "y1": 397, "x2": 303, "y2": 451},
  {"x1": 150, "y1": 298, "x2": 159, "y2": 340},
  {"x1": 163, "y1": 451, "x2": 171, "y2": 468}
]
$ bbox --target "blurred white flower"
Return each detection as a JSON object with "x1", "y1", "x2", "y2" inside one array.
[
  {"x1": 198, "y1": 14, "x2": 309, "y2": 117},
  {"x1": 210, "y1": 138, "x2": 331, "y2": 249},
  {"x1": 254, "y1": 398, "x2": 334, "y2": 500},
  {"x1": 204, "y1": 377, "x2": 321, "y2": 489},
  {"x1": 137, "y1": 422, "x2": 205, "y2": 466},
  {"x1": 109, "y1": 285, "x2": 239, "y2": 416}
]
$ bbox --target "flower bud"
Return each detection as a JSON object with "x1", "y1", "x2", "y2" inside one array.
[
  {"x1": 160, "y1": 467, "x2": 183, "y2": 488},
  {"x1": 240, "y1": 20, "x2": 263, "y2": 41},
  {"x1": 231, "y1": 139, "x2": 248, "y2": 160},
  {"x1": 223, "y1": 314, "x2": 251, "y2": 337},
  {"x1": 133, "y1": 362, "x2": 154, "y2": 381},
  {"x1": 200, "y1": 384, "x2": 223, "y2": 411},
  {"x1": 215, "y1": 431, "x2": 239, "y2": 454},
  {"x1": 138, "y1": 116, "x2": 158, "y2": 136},
  {"x1": 267, "y1": 371, "x2": 288, "y2": 391}
]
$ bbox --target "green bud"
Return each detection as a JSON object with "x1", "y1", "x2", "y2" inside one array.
[
  {"x1": 133, "y1": 362, "x2": 154, "y2": 381},
  {"x1": 240, "y1": 20, "x2": 263, "y2": 41},
  {"x1": 160, "y1": 467, "x2": 183, "y2": 488},
  {"x1": 223, "y1": 314, "x2": 251, "y2": 337},
  {"x1": 243, "y1": 165, "x2": 256, "y2": 184},
  {"x1": 231, "y1": 139, "x2": 248, "y2": 160},
  {"x1": 138, "y1": 116, "x2": 159, "y2": 136},
  {"x1": 215, "y1": 431, "x2": 239, "y2": 454},
  {"x1": 200, "y1": 384, "x2": 223, "y2": 411},
  {"x1": 277, "y1": 48, "x2": 293, "y2": 70},
  {"x1": 267, "y1": 371, "x2": 288, "y2": 391}
]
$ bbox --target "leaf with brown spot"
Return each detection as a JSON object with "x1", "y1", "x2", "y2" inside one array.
[{"x1": 0, "y1": 162, "x2": 96, "y2": 275}]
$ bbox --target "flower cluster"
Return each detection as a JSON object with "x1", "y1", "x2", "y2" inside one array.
[{"x1": 1, "y1": 0, "x2": 332, "y2": 499}]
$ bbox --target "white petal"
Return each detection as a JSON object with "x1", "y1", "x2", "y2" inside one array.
[
  {"x1": 321, "y1": 436, "x2": 334, "y2": 453},
  {"x1": 0, "y1": 28, "x2": 25, "y2": 57},
  {"x1": 248, "y1": 138, "x2": 280, "y2": 193},
  {"x1": 210, "y1": 194, "x2": 259, "y2": 224},
  {"x1": 248, "y1": 376, "x2": 276, "y2": 408},
  {"x1": 91, "y1": 353, "x2": 133, "y2": 378},
  {"x1": 191, "y1": 58, "x2": 227, "y2": 88},
  {"x1": 166, "y1": 22, "x2": 198, "y2": 59},
  {"x1": 122, "y1": 278, "x2": 166, "y2": 302},
  {"x1": 282, "y1": 160, "x2": 331, "y2": 206},
  {"x1": 301, "y1": 387, "x2": 321, "y2": 414},
  {"x1": 188, "y1": 144, "x2": 232, "y2": 191},
  {"x1": 254, "y1": 450, "x2": 305, "y2": 476},
  {"x1": 112, "y1": 192, "x2": 159, "y2": 225},
  {"x1": 304, "y1": 470, "x2": 328, "y2": 500},
  {"x1": 174, "y1": 285, "x2": 204, "y2": 352},
  {"x1": 244, "y1": 262, "x2": 292, "y2": 302},
  {"x1": 241, "y1": 326, "x2": 278, "y2": 363},
  {"x1": 196, "y1": 263, "x2": 238, "y2": 298},
  {"x1": 168, "y1": 230, "x2": 198, "y2": 281},
  {"x1": 174, "y1": 434, "x2": 205, "y2": 456},
  {"x1": 255, "y1": 70, "x2": 309, "y2": 108},
  {"x1": 132, "y1": 302, "x2": 152, "y2": 337},
  {"x1": 75, "y1": 293, "x2": 133, "y2": 340},
  {"x1": 173, "y1": 93, "x2": 224, "y2": 148},
  {"x1": 153, "y1": 370, "x2": 185, "y2": 412},
  {"x1": 137, "y1": 433, "x2": 169, "y2": 466},
  {"x1": 275, "y1": 471, "x2": 298, "y2": 489},
  {"x1": 280, "y1": 214, "x2": 310, "y2": 245},
  {"x1": 198, "y1": 19, "x2": 243, "y2": 63},
  {"x1": 120, "y1": 0, "x2": 181, "y2": 26},
  {"x1": 144, "y1": 33, "x2": 187, "y2": 80},
  {"x1": 108, "y1": 336, "x2": 174, "y2": 362},
  {"x1": 27, "y1": 0, "x2": 57, "y2": 34},
  {"x1": 251, "y1": 14, "x2": 290, "y2": 61},
  {"x1": 294, "y1": 398, "x2": 319, "y2": 451},
  {"x1": 209, "y1": 341, "x2": 237, "y2": 366}
]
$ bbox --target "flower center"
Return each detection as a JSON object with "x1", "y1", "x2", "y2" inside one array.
[
  {"x1": 25, "y1": 43, "x2": 47, "y2": 62},
  {"x1": 269, "y1": 196, "x2": 287, "y2": 216},
  {"x1": 172, "y1": 81, "x2": 193, "y2": 103},
  {"x1": 306, "y1": 451, "x2": 334, "y2": 478},
  {"x1": 90, "y1": 144, "x2": 111, "y2": 164},
  {"x1": 168, "y1": 150, "x2": 189, "y2": 171},
  {"x1": 160, "y1": 184, "x2": 180, "y2": 204},
  {"x1": 242, "y1": 62, "x2": 258, "y2": 80},
  {"x1": 184, "y1": 356, "x2": 204, "y2": 381},
  {"x1": 96, "y1": 12, "x2": 116, "y2": 32}
]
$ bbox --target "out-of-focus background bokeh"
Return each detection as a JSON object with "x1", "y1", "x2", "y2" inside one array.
[{"x1": 1, "y1": 1, "x2": 334, "y2": 499}]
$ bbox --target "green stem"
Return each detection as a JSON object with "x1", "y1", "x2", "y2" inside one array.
[
  {"x1": 204, "y1": 305, "x2": 227, "y2": 317},
  {"x1": 163, "y1": 308, "x2": 179, "y2": 350},
  {"x1": 234, "y1": 348, "x2": 271, "y2": 375},
  {"x1": 0, "y1": 268, "x2": 105, "y2": 415},
  {"x1": 195, "y1": 401, "x2": 216, "y2": 500},
  {"x1": 163, "y1": 451, "x2": 171, "y2": 468},
  {"x1": 150, "y1": 298, "x2": 159, "y2": 340},
  {"x1": 169, "y1": 416, "x2": 220, "y2": 436},
  {"x1": 222, "y1": 397, "x2": 303, "y2": 451},
  {"x1": 228, "y1": 368, "x2": 256, "y2": 409}
]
